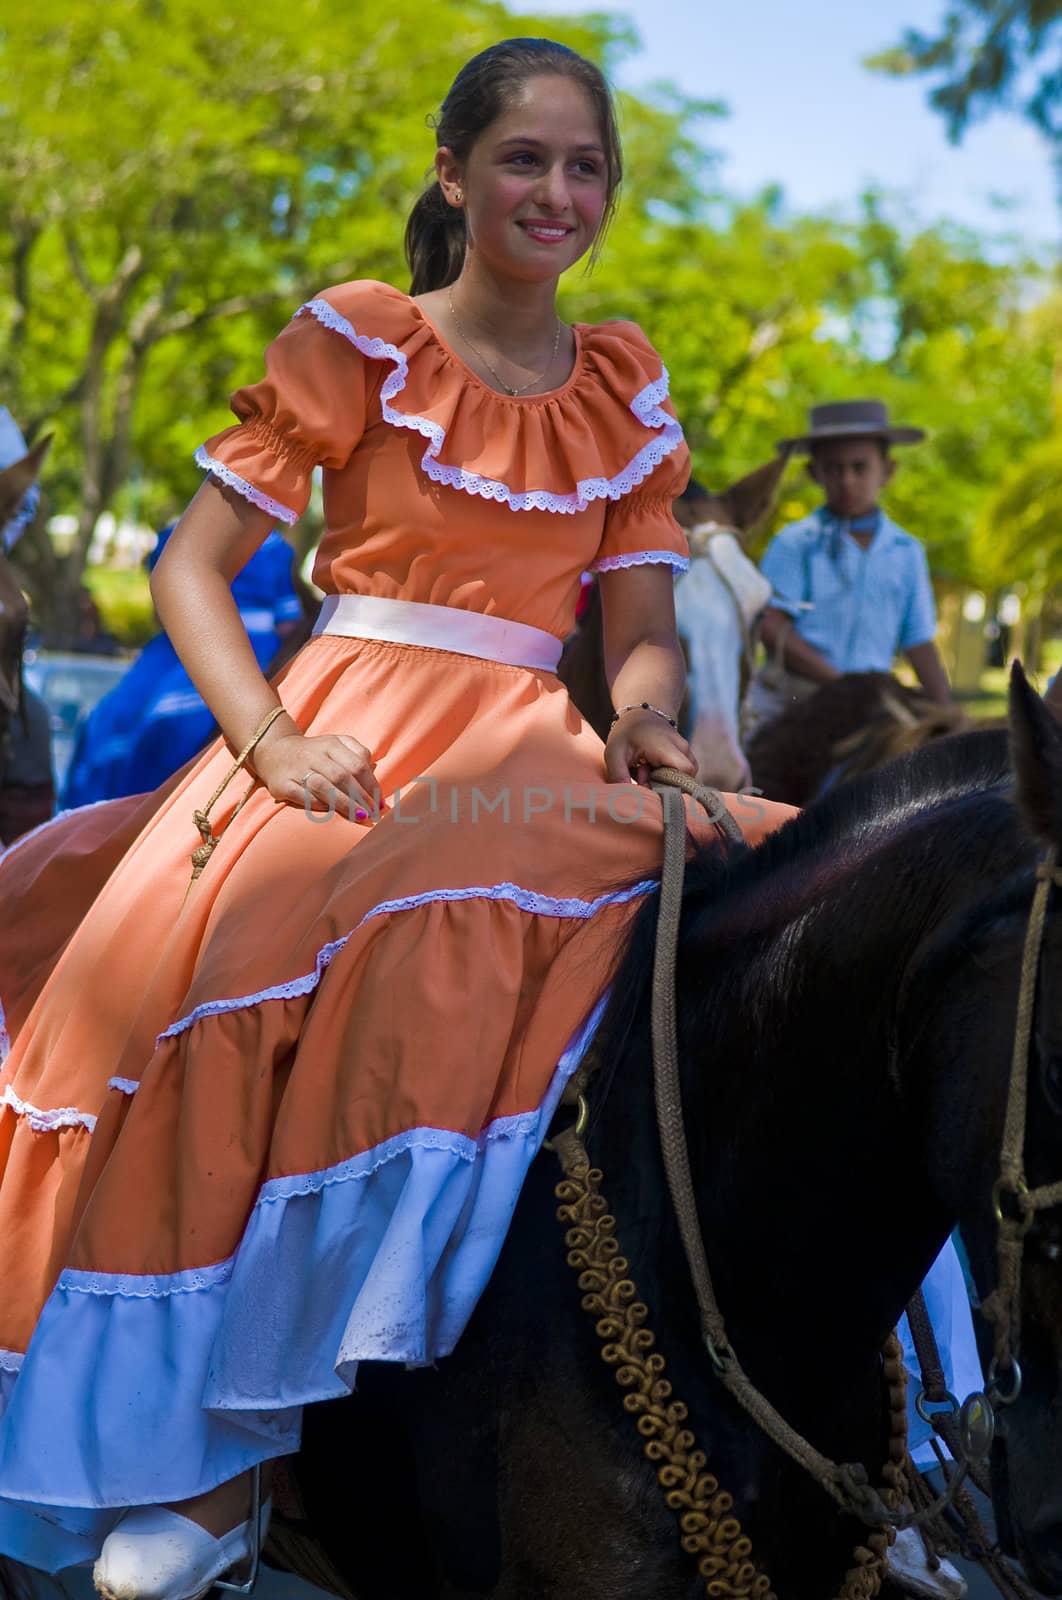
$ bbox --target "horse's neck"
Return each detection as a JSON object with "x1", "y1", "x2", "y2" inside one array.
[{"x1": 597, "y1": 781, "x2": 1016, "y2": 1381}]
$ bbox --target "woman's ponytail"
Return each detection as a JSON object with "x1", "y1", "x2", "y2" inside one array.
[{"x1": 405, "y1": 181, "x2": 467, "y2": 296}]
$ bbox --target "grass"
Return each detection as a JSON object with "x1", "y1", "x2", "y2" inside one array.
[{"x1": 963, "y1": 643, "x2": 1062, "y2": 722}]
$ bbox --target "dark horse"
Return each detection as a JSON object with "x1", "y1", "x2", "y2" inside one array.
[
  {"x1": 283, "y1": 669, "x2": 1062, "y2": 1599},
  {"x1": 745, "y1": 670, "x2": 971, "y2": 807},
  {"x1": 285, "y1": 668, "x2": 1062, "y2": 1599}
]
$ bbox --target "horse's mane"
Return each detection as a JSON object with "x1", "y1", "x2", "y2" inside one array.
[
  {"x1": 593, "y1": 726, "x2": 1013, "y2": 1085},
  {"x1": 695, "y1": 725, "x2": 1008, "y2": 914}
]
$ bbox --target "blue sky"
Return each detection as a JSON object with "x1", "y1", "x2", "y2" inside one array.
[{"x1": 527, "y1": 0, "x2": 1058, "y2": 243}]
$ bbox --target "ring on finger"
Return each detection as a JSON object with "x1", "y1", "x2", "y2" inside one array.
[{"x1": 301, "y1": 771, "x2": 316, "y2": 788}]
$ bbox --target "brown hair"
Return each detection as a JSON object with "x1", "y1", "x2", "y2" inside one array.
[{"x1": 405, "y1": 38, "x2": 622, "y2": 296}]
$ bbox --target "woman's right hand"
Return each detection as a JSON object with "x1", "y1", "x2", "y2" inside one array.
[{"x1": 253, "y1": 731, "x2": 379, "y2": 820}]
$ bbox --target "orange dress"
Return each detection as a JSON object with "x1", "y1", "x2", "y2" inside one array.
[{"x1": 0, "y1": 280, "x2": 791, "y2": 1570}]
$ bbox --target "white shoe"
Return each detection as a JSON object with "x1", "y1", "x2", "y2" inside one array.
[
  {"x1": 887, "y1": 1526, "x2": 967, "y2": 1599},
  {"x1": 93, "y1": 1497, "x2": 271, "y2": 1600}
]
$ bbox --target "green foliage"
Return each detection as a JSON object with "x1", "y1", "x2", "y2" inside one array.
[
  {"x1": 867, "y1": 1, "x2": 1062, "y2": 161},
  {"x1": 83, "y1": 567, "x2": 156, "y2": 647},
  {"x1": 972, "y1": 430, "x2": 1062, "y2": 585},
  {"x1": 970, "y1": 291, "x2": 1062, "y2": 586}
]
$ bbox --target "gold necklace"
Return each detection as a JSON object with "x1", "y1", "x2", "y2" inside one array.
[{"x1": 447, "y1": 291, "x2": 562, "y2": 397}]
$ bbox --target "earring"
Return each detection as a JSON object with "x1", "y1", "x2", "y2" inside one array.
[{"x1": 453, "y1": 188, "x2": 463, "y2": 204}]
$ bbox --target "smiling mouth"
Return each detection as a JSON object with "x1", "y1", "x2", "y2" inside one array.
[{"x1": 518, "y1": 222, "x2": 575, "y2": 242}]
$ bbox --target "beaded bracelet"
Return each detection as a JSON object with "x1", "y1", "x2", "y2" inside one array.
[{"x1": 609, "y1": 701, "x2": 678, "y2": 731}]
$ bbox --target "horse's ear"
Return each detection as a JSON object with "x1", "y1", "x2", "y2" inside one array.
[
  {"x1": 0, "y1": 435, "x2": 52, "y2": 528},
  {"x1": 717, "y1": 448, "x2": 791, "y2": 538},
  {"x1": 1009, "y1": 661, "x2": 1062, "y2": 847}
]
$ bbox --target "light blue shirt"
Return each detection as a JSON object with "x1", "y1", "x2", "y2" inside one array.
[{"x1": 760, "y1": 508, "x2": 937, "y2": 674}]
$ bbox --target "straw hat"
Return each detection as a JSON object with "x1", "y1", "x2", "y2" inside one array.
[{"x1": 778, "y1": 400, "x2": 925, "y2": 453}]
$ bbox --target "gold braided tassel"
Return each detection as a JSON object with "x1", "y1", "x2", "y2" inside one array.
[
  {"x1": 833, "y1": 1334, "x2": 908, "y2": 1600},
  {"x1": 555, "y1": 1144, "x2": 774, "y2": 1599},
  {"x1": 190, "y1": 809, "x2": 220, "y2": 881},
  {"x1": 553, "y1": 1134, "x2": 909, "y2": 1600}
]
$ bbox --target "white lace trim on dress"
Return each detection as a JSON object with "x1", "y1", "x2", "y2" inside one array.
[
  {"x1": 59, "y1": 1257, "x2": 235, "y2": 1300},
  {"x1": 193, "y1": 448, "x2": 299, "y2": 526},
  {"x1": 590, "y1": 548, "x2": 690, "y2": 574},
  {"x1": 296, "y1": 298, "x2": 685, "y2": 515},
  {"x1": 156, "y1": 878, "x2": 656, "y2": 1046},
  {"x1": 50, "y1": 1096, "x2": 589, "y2": 1300},
  {"x1": 2, "y1": 1084, "x2": 96, "y2": 1134},
  {"x1": 108, "y1": 1077, "x2": 140, "y2": 1097}
]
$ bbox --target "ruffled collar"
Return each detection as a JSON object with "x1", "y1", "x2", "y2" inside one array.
[
  {"x1": 408, "y1": 295, "x2": 588, "y2": 406},
  {"x1": 296, "y1": 280, "x2": 684, "y2": 515}
]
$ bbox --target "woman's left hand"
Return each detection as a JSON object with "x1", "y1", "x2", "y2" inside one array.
[{"x1": 604, "y1": 708, "x2": 697, "y2": 786}]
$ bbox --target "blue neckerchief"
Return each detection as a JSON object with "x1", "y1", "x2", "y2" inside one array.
[{"x1": 819, "y1": 505, "x2": 882, "y2": 565}]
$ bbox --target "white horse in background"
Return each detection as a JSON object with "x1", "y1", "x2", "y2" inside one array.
[{"x1": 673, "y1": 518, "x2": 772, "y2": 790}]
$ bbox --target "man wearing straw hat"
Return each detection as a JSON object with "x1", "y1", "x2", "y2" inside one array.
[{"x1": 744, "y1": 399, "x2": 951, "y2": 734}]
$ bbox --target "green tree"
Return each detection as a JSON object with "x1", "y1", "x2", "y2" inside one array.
[
  {"x1": 868, "y1": 1, "x2": 1062, "y2": 163},
  {"x1": 971, "y1": 291, "x2": 1062, "y2": 586}
]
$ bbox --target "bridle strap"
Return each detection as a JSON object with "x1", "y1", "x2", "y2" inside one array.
[{"x1": 983, "y1": 846, "x2": 1062, "y2": 1370}]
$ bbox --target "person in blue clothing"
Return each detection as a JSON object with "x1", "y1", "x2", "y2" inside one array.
[
  {"x1": 745, "y1": 400, "x2": 951, "y2": 733},
  {"x1": 62, "y1": 525, "x2": 302, "y2": 807}
]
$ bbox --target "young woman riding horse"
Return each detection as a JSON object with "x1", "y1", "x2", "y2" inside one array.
[{"x1": 0, "y1": 39, "x2": 790, "y2": 1600}]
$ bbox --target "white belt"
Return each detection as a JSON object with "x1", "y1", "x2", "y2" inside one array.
[{"x1": 312, "y1": 594, "x2": 562, "y2": 673}]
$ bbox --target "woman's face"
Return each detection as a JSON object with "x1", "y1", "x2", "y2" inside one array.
[{"x1": 438, "y1": 74, "x2": 611, "y2": 284}]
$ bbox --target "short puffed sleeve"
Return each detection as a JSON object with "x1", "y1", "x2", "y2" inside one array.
[
  {"x1": 195, "y1": 301, "x2": 370, "y2": 526},
  {"x1": 589, "y1": 419, "x2": 691, "y2": 576}
]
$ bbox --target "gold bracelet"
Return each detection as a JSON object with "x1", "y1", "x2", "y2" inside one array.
[{"x1": 188, "y1": 705, "x2": 288, "y2": 887}]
